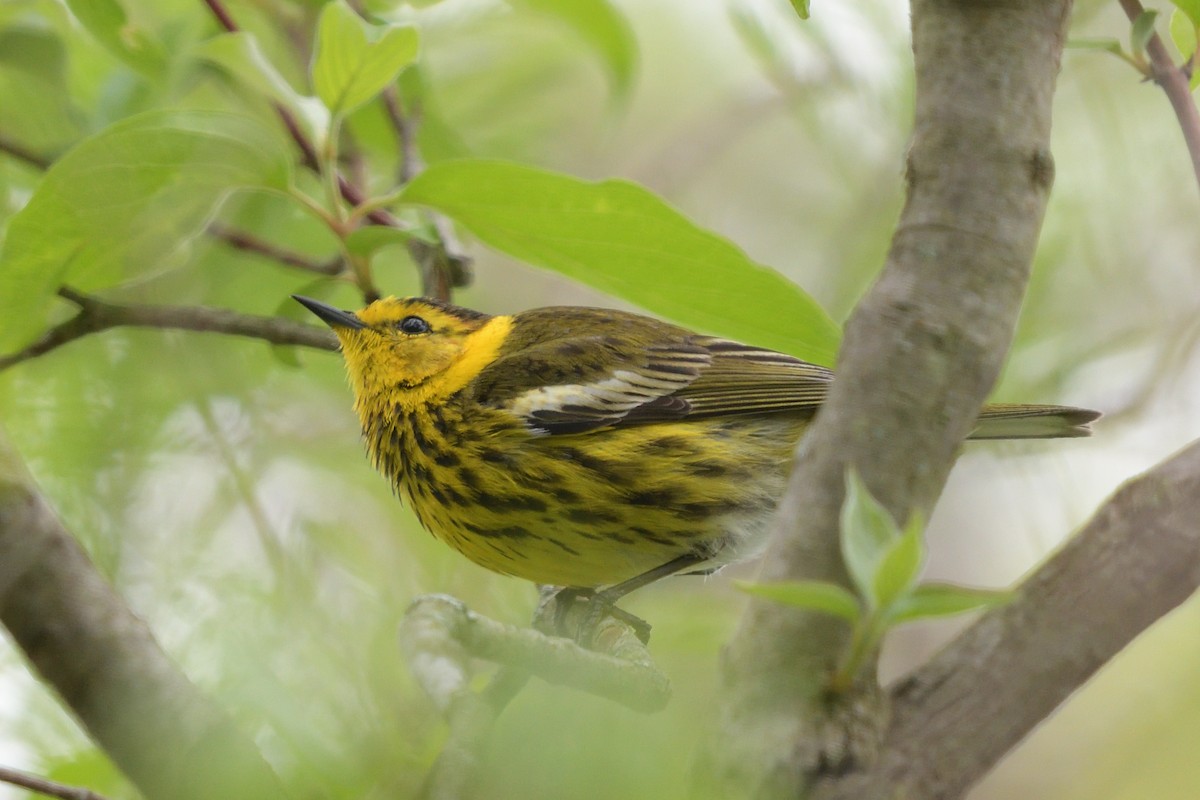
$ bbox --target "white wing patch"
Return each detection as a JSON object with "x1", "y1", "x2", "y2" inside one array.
[
  {"x1": 506, "y1": 368, "x2": 700, "y2": 435},
  {"x1": 491, "y1": 338, "x2": 831, "y2": 436}
]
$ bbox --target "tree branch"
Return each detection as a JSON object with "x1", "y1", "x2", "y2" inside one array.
[
  {"x1": 0, "y1": 288, "x2": 336, "y2": 371},
  {"x1": 383, "y1": 88, "x2": 422, "y2": 184},
  {"x1": 1118, "y1": 0, "x2": 1200, "y2": 193},
  {"x1": 0, "y1": 765, "x2": 110, "y2": 800},
  {"x1": 705, "y1": 0, "x2": 1073, "y2": 795},
  {"x1": 208, "y1": 224, "x2": 343, "y2": 275},
  {"x1": 400, "y1": 594, "x2": 669, "y2": 715},
  {"x1": 818, "y1": 438, "x2": 1200, "y2": 799},
  {"x1": 0, "y1": 435, "x2": 290, "y2": 800},
  {"x1": 199, "y1": 0, "x2": 472, "y2": 301},
  {"x1": 400, "y1": 594, "x2": 670, "y2": 799},
  {"x1": 0, "y1": 133, "x2": 52, "y2": 170}
]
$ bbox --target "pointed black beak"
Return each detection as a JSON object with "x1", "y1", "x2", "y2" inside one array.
[{"x1": 293, "y1": 295, "x2": 366, "y2": 330}]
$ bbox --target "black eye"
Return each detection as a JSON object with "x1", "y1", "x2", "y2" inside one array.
[{"x1": 397, "y1": 315, "x2": 431, "y2": 334}]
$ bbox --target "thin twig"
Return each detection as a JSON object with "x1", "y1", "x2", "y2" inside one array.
[
  {"x1": 378, "y1": 86, "x2": 473, "y2": 300},
  {"x1": 0, "y1": 133, "x2": 52, "y2": 170},
  {"x1": 200, "y1": 0, "x2": 239, "y2": 35},
  {"x1": 198, "y1": 0, "x2": 472, "y2": 300},
  {"x1": 0, "y1": 765, "x2": 109, "y2": 800},
  {"x1": 0, "y1": 287, "x2": 336, "y2": 371},
  {"x1": 383, "y1": 88, "x2": 423, "y2": 184},
  {"x1": 1118, "y1": 0, "x2": 1200, "y2": 193},
  {"x1": 209, "y1": 223, "x2": 343, "y2": 275}
]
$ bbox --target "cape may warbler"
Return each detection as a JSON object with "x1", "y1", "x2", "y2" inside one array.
[{"x1": 296, "y1": 296, "x2": 1097, "y2": 610}]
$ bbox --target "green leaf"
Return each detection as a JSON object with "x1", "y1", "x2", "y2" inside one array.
[
  {"x1": 513, "y1": 0, "x2": 637, "y2": 100},
  {"x1": 1169, "y1": 8, "x2": 1198, "y2": 55},
  {"x1": 0, "y1": 110, "x2": 291, "y2": 350},
  {"x1": 1066, "y1": 37, "x2": 1126, "y2": 56},
  {"x1": 885, "y1": 582, "x2": 1011, "y2": 625},
  {"x1": 396, "y1": 159, "x2": 841, "y2": 364},
  {"x1": 344, "y1": 225, "x2": 422, "y2": 258},
  {"x1": 0, "y1": 25, "x2": 67, "y2": 80},
  {"x1": 1130, "y1": 9, "x2": 1160, "y2": 58},
  {"x1": 839, "y1": 469, "x2": 900, "y2": 606},
  {"x1": 789, "y1": 0, "x2": 811, "y2": 20},
  {"x1": 312, "y1": 2, "x2": 419, "y2": 116},
  {"x1": 0, "y1": 27, "x2": 83, "y2": 153},
  {"x1": 871, "y1": 514, "x2": 926, "y2": 610},
  {"x1": 64, "y1": 0, "x2": 167, "y2": 77},
  {"x1": 1169, "y1": 9, "x2": 1200, "y2": 88},
  {"x1": 194, "y1": 32, "x2": 330, "y2": 133},
  {"x1": 735, "y1": 580, "x2": 860, "y2": 623},
  {"x1": 1172, "y1": 0, "x2": 1200, "y2": 29}
]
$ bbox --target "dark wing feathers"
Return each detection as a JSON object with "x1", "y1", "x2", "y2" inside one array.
[{"x1": 468, "y1": 307, "x2": 832, "y2": 435}]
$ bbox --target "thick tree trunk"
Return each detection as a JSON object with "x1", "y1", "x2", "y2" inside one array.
[{"x1": 701, "y1": 1, "x2": 1074, "y2": 796}]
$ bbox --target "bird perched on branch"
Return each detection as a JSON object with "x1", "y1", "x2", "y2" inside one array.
[{"x1": 296, "y1": 295, "x2": 1098, "y2": 640}]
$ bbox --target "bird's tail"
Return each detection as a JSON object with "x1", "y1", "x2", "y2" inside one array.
[{"x1": 969, "y1": 403, "x2": 1100, "y2": 440}]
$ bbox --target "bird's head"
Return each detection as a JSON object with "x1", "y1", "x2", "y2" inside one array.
[{"x1": 294, "y1": 295, "x2": 505, "y2": 411}]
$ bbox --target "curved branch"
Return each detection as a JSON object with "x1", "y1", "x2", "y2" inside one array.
[
  {"x1": 819, "y1": 438, "x2": 1200, "y2": 799},
  {"x1": 400, "y1": 594, "x2": 670, "y2": 716},
  {"x1": 400, "y1": 594, "x2": 670, "y2": 800},
  {"x1": 0, "y1": 436, "x2": 289, "y2": 800},
  {"x1": 0, "y1": 288, "x2": 336, "y2": 371}
]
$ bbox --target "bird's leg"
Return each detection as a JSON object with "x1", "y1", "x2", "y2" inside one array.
[
  {"x1": 547, "y1": 586, "x2": 590, "y2": 634},
  {"x1": 565, "y1": 552, "x2": 709, "y2": 647}
]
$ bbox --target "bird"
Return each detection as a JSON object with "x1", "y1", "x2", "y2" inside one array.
[{"x1": 295, "y1": 294, "x2": 1098, "y2": 637}]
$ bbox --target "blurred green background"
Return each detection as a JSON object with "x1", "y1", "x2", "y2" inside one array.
[{"x1": 1, "y1": 0, "x2": 1198, "y2": 798}]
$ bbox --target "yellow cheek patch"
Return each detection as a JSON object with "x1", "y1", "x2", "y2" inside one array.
[{"x1": 396, "y1": 314, "x2": 514, "y2": 407}]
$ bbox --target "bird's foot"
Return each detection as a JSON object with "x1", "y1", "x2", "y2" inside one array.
[{"x1": 544, "y1": 587, "x2": 652, "y2": 647}]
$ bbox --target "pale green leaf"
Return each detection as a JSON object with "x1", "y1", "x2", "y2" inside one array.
[
  {"x1": 64, "y1": 0, "x2": 166, "y2": 76},
  {"x1": 790, "y1": 0, "x2": 811, "y2": 20},
  {"x1": 0, "y1": 28, "x2": 83, "y2": 152},
  {"x1": 344, "y1": 225, "x2": 422, "y2": 258},
  {"x1": 396, "y1": 159, "x2": 840, "y2": 364},
  {"x1": 1066, "y1": 37, "x2": 1126, "y2": 56},
  {"x1": 735, "y1": 580, "x2": 861, "y2": 623},
  {"x1": 194, "y1": 32, "x2": 331, "y2": 146},
  {"x1": 312, "y1": 2, "x2": 419, "y2": 115},
  {"x1": 886, "y1": 582, "x2": 1011, "y2": 625},
  {"x1": 514, "y1": 0, "x2": 637, "y2": 100},
  {"x1": 839, "y1": 470, "x2": 901, "y2": 605},
  {"x1": 871, "y1": 515, "x2": 926, "y2": 610},
  {"x1": 0, "y1": 25, "x2": 66, "y2": 80},
  {"x1": 1130, "y1": 9, "x2": 1160, "y2": 58},
  {"x1": 1172, "y1": 0, "x2": 1200, "y2": 29},
  {"x1": 1169, "y1": 9, "x2": 1200, "y2": 88},
  {"x1": 196, "y1": 32, "x2": 308, "y2": 113},
  {"x1": 1169, "y1": 9, "x2": 1198, "y2": 56},
  {"x1": 0, "y1": 111, "x2": 291, "y2": 350}
]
